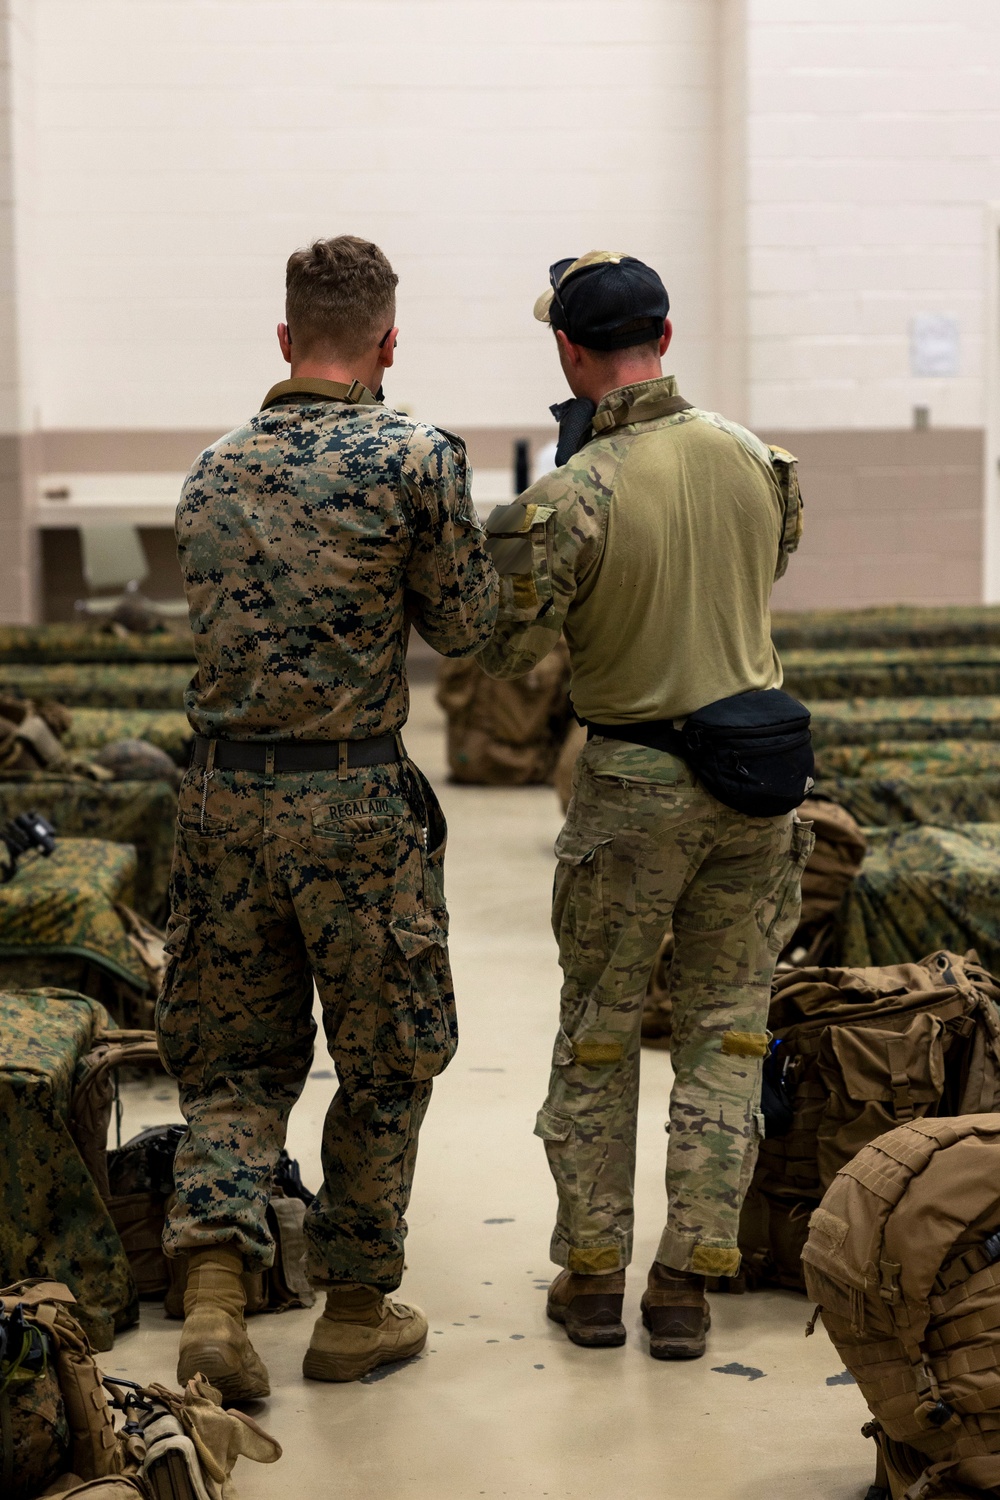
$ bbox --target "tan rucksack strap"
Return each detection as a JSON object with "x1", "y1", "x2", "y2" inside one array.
[
  {"x1": 936, "y1": 1242, "x2": 999, "y2": 1293},
  {"x1": 68, "y1": 1033, "x2": 162, "y2": 1200},
  {"x1": 885, "y1": 1034, "x2": 916, "y2": 1121},
  {"x1": 904, "y1": 1454, "x2": 1000, "y2": 1499},
  {"x1": 973, "y1": 990, "x2": 1000, "y2": 1073},
  {"x1": 0, "y1": 1279, "x2": 77, "y2": 1313}
]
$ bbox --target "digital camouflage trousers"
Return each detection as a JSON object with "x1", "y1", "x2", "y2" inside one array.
[
  {"x1": 539, "y1": 735, "x2": 814, "y2": 1279},
  {"x1": 156, "y1": 755, "x2": 454, "y2": 1291}
]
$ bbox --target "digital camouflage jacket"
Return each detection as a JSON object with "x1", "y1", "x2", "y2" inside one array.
[{"x1": 177, "y1": 378, "x2": 498, "y2": 741}]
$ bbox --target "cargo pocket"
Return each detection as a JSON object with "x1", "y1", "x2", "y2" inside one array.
[
  {"x1": 534, "y1": 1104, "x2": 573, "y2": 1145},
  {"x1": 551, "y1": 826, "x2": 615, "y2": 957},
  {"x1": 757, "y1": 817, "x2": 815, "y2": 956},
  {"x1": 374, "y1": 911, "x2": 457, "y2": 1082},
  {"x1": 154, "y1": 915, "x2": 202, "y2": 1085},
  {"x1": 816, "y1": 1012, "x2": 946, "y2": 1188},
  {"x1": 159, "y1": 916, "x2": 191, "y2": 1001}
]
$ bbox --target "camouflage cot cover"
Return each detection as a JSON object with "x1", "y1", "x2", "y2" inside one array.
[
  {"x1": 837, "y1": 823, "x2": 1000, "y2": 974},
  {"x1": 808, "y1": 697, "x2": 1000, "y2": 748},
  {"x1": 0, "y1": 776, "x2": 176, "y2": 922},
  {"x1": 0, "y1": 662, "x2": 191, "y2": 710},
  {"x1": 816, "y1": 774, "x2": 1000, "y2": 828},
  {"x1": 0, "y1": 839, "x2": 149, "y2": 995},
  {"x1": 0, "y1": 987, "x2": 138, "y2": 1349},
  {"x1": 782, "y1": 645, "x2": 1000, "y2": 701},
  {"x1": 64, "y1": 709, "x2": 193, "y2": 766},
  {"x1": 814, "y1": 739, "x2": 1000, "y2": 779},
  {"x1": 772, "y1": 604, "x2": 1000, "y2": 651},
  {"x1": 0, "y1": 622, "x2": 195, "y2": 664}
]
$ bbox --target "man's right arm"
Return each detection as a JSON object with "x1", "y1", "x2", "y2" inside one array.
[{"x1": 477, "y1": 451, "x2": 614, "y2": 680}]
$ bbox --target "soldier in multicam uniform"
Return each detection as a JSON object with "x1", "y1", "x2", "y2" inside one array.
[
  {"x1": 159, "y1": 235, "x2": 497, "y2": 1396},
  {"x1": 479, "y1": 252, "x2": 812, "y2": 1360}
]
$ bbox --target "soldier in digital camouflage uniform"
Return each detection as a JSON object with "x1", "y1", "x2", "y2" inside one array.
[
  {"x1": 479, "y1": 252, "x2": 812, "y2": 1359},
  {"x1": 158, "y1": 235, "x2": 497, "y2": 1397}
]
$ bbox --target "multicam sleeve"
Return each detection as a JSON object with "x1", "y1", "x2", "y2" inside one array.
[
  {"x1": 401, "y1": 426, "x2": 499, "y2": 658},
  {"x1": 476, "y1": 452, "x2": 614, "y2": 680},
  {"x1": 768, "y1": 445, "x2": 803, "y2": 581}
]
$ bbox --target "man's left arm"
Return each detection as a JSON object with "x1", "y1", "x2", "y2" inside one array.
[
  {"x1": 478, "y1": 456, "x2": 612, "y2": 680},
  {"x1": 402, "y1": 427, "x2": 499, "y2": 658}
]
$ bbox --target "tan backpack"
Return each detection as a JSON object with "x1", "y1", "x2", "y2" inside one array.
[
  {"x1": 793, "y1": 794, "x2": 868, "y2": 962},
  {"x1": 68, "y1": 1032, "x2": 314, "y2": 1316},
  {"x1": 436, "y1": 643, "x2": 572, "y2": 785},
  {"x1": 0, "y1": 1281, "x2": 121, "y2": 1496},
  {"x1": 0, "y1": 1281, "x2": 282, "y2": 1500},
  {"x1": 733, "y1": 951, "x2": 1000, "y2": 1293},
  {"x1": 802, "y1": 1116, "x2": 1000, "y2": 1500}
]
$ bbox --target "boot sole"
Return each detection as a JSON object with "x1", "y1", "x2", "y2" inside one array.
[
  {"x1": 641, "y1": 1306, "x2": 710, "y2": 1361},
  {"x1": 302, "y1": 1328, "x2": 428, "y2": 1383},
  {"x1": 177, "y1": 1344, "x2": 270, "y2": 1403},
  {"x1": 144, "y1": 1449, "x2": 205, "y2": 1500},
  {"x1": 547, "y1": 1303, "x2": 627, "y2": 1349}
]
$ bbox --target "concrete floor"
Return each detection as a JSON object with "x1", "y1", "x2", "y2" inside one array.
[{"x1": 113, "y1": 682, "x2": 874, "y2": 1499}]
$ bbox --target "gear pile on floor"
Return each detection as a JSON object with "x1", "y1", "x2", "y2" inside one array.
[
  {"x1": 8, "y1": 609, "x2": 1000, "y2": 1495},
  {"x1": 1, "y1": 1279, "x2": 281, "y2": 1500}
]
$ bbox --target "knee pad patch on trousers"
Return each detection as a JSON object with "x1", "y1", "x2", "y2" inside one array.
[{"x1": 721, "y1": 1031, "x2": 769, "y2": 1059}]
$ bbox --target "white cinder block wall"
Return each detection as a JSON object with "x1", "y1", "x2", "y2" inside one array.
[
  {"x1": 32, "y1": 0, "x2": 719, "y2": 434},
  {"x1": 2, "y1": 0, "x2": 1000, "y2": 617},
  {"x1": 747, "y1": 0, "x2": 1000, "y2": 432},
  {"x1": 747, "y1": 0, "x2": 1000, "y2": 609}
]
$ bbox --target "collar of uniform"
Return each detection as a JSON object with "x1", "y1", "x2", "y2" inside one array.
[
  {"x1": 590, "y1": 374, "x2": 685, "y2": 434},
  {"x1": 259, "y1": 376, "x2": 378, "y2": 411}
]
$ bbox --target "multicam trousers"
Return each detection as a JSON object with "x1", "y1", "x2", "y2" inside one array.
[
  {"x1": 537, "y1": 735, "x2": 814, "y2": 1279},
  {"x1": 156, "y1": 755, "x2": 454, "y2": 1291}
]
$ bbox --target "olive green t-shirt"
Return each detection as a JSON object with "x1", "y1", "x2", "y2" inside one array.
[{"x1": 478, "y1": 376, "x2": 802, "y2": 723}]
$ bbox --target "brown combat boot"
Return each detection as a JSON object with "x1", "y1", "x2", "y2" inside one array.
[
  {"x1": 302, "y1": 1284, "x2": 428, "y2": 1383},
  {"x1": 546, "y1": 1268, "x2": 626, "y2": 1348},
  {"x1": 641, "y1": 1261, "x2": 711, "y2": 1360},
  {"x1": 176, "y1": 1247, "x2": 270, "y2": 1402}
]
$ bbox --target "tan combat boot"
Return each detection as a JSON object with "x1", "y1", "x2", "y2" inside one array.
[
  {"x1": 176, "y1": 1247, "x2": 270, "y2": 1402},
  {"x1": 302, "y1": 1284, "x2": 428, "y2": 1382},
  {"x1": 640, "y1": 1261, "x2": 711, "y2": 1360},
  {"x1": 546, "y1": 1268, "x2": 626, "y2": 1348}
]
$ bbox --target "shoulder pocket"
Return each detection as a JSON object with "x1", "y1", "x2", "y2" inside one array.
[
  {"x1": 485, "y1": 502, "x2": 557, "y2": 618},
  {"x1": 768, "y1": 445, "x2": 802, "y2": 578},
  {"x1": 442, "y1": 434, "x2": 481, "y2": 531}
]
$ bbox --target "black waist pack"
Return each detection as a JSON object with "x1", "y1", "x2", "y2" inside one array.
[{"x1": 587, "y1": 689, "x2": 814, "y2": 819}]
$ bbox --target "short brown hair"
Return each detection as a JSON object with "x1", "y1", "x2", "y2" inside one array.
[{"x1": 285, "y1": 236, "x2": 398, "y2": 358}]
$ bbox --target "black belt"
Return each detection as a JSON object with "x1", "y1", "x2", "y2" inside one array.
[
  {"x1": 191, "y1": 734, "x2": 401, "y2": 774},
  {"x1": 585, "y1": 719, "x2": 684, "y2": 754}
]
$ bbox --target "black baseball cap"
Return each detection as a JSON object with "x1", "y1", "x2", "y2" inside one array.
[{"x1": 533, "y1": 251, "x2": 670, "y2": 351}]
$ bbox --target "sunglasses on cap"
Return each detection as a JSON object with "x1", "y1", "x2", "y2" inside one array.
[{"x1": 547, "y1": 258, "x2": 605, "y2": 324}]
